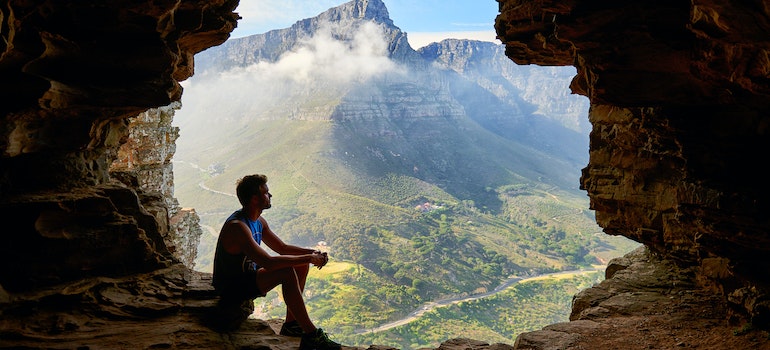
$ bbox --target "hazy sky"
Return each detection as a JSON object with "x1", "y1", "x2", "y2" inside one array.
[{"x1": 230, "y1": 0, "x2": 499, "y2": 48}]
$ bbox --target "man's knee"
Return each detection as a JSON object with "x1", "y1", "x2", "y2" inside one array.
[
  {"x1": 293, "y1": 264, "x2": 310, "y2": 276},
  {"x1": 261, "y1": 267, "x2": 299, "y2": 284},
  {"x1": 282, "y1": 266, "x2": 302, "y2": 279}
]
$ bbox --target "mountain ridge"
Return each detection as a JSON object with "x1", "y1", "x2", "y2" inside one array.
[
  {"x1": 172, "y1": 1, "x2": 637, "y2": 347},
  {"x1": 182, "y1": 2, "x2": 589, "y2": 192},
  {"x1": 194, "y1": 0, "x2": 416, "y2": 71}
]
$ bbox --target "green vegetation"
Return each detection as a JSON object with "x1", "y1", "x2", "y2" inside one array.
[
  {"x1": 173, "y1": 75, "x2": 638, "y2": 350},
  {"x1": 256, "y1": 263, "x2": 604, "y2": 349},
  {"x1": 173, "y1": 113, "x2": 638, "y2": 347},
  {"x1": 353, "y1": 271, "x2": 603, "y2": 349}
]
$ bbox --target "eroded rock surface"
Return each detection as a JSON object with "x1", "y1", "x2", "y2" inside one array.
[
  {"x1": 1, "y1": 0, "x2": 770, "y2": 348},
  {"x1": 495, "y1": 0, "x2": 770, "y2": 348},
  {"x1": 515, "y1": 247, "x2": 770, "y2": 349}
]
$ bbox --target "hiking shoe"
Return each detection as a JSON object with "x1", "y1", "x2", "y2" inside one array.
[
  {"x1": 279, "y1": 320, "x2": 303, "y2": 337},
  {"x1": 299, "y1": 328, "x2": 342, "y2": 350}
]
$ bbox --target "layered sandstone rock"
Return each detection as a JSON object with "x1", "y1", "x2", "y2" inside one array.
[
  {"x1": 0, "y1": 0, "x2": 237, "y2": 288},
  {"x1": 0, "y1": 0, "x2": 242, "y2": 347},
  {"x1": 110, "y1": 102, "x2": 203, "y2": 269},
  {"x1": 1, "y1": 0, "x2": 769, "y2": 349},
  {"x1": 495, "y1": 0, "x2": 770, "y2": 347}
]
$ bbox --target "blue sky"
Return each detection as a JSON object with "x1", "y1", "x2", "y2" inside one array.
[{"x1": 230, "y1": 0, "x2": 499, "y2": 48}]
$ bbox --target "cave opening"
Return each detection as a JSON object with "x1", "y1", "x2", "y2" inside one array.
[{"x1": 151, "y1": 2, "x2": 638, "y2": 348}]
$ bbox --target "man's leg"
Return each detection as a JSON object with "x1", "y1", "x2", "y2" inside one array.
[
  {"x1": 256, "y1": 267, "x2": 316, "y2": 334},
  {"x1": 284, "y1": 264, "x2": 310, "y2": 324}
]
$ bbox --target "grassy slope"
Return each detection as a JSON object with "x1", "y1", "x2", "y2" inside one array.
[
  {"x1": 172, "y1": 77, "x2": 639, "y2": 350},
  {"x1": 174, "y1": 115, "x2": 637, "y2": 313},
  {"x1": 355, "y1": 271, "x2": 605, "y2": 349},
  {"x1": 255, "y1": 260, "x2": 605, "y2": 349}
]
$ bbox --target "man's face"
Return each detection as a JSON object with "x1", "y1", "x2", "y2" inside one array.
[{"x1": 257, "y1": 184, "x2": 272, "y2": 210}]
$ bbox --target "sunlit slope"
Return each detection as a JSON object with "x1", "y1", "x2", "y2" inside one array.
[
  {"x1": 173, "y1": 37, "x2": 636, "y2": 299},
  {"x1": 174, "y1": 87, "x2": 635, "y2": 298},
  {"x1": 171, "y1": 1, "x2": 639, "y2": 346},
  {"x1": 327, "y1": 78, "x2": 583, "y2": 209}
]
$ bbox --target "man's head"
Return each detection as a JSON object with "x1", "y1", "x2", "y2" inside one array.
[{"x1": 236, "y1": 174, "x2": 271, "y2": 209}]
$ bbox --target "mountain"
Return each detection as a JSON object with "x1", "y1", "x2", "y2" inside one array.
[
  {"x1": 172, "y1": 0, "x2": 637, "y2": 347},
  {"x1": 193, "y1": 0, "x2": 417, "y2": 71},
  {"x1": 180, "y1": 0, "x2": 590, "y2": 196}
]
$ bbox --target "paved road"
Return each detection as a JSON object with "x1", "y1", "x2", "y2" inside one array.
[
  {"x1": 177, "y1": 159, "x2": 603, "y2": 335},
  {"x1": 354, "y1": 267, "x2": 602, "y2": 334}
]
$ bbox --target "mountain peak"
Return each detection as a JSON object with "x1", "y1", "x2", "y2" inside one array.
[
  {"x1": 315, "y1": 0, "x2": 394, "y2": 28},
  {"x1": 194, "y1": 0, "x2": 405, "y2": 69}
]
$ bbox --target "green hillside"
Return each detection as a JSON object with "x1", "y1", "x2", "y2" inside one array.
[
  {"x1": 174, "y1": 110, "x2": 637, "y2": 338},
  {"x1": 251, "y1": 261, "x2": 605, "y2": 349},
  {"x1": 171, "y1": 4, "x2": 639, "y2": 346},
  {"x1": 343, "y1": 270, "x2": 605, "y2": 349},
  {"x1": 172, "y1": 67, "x2": 638, "y2": 350}
]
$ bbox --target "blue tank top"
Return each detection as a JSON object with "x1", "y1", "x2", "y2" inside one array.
[
  {"x1": 226, "y1": 209, "x2": 263, "y2": 245},
  {"x1": 212, "y1": 210, "x2": 264, "y2": 289}
]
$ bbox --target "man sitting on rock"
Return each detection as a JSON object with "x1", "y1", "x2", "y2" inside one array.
[{"x1": 212, "y1": 174, "x2": 341, "y2": 350}]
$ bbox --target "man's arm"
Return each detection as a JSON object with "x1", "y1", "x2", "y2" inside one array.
[{"x1": 221, "y1": 220, "x2": 325, "y2": 271}]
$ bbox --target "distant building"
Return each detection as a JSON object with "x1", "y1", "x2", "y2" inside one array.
[{"x1": 415, "y1": 202, "x2": 441, "y2": 212}]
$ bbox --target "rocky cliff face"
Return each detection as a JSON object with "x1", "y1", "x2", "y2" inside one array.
[
  {"x1": 0, "y1": 0, "x2": 243, "y2": 347},
  {"x1": 495, "y1": 0, "x2": 770, "y2": 348},
  {"x1": 1, "y1": 0, "x2": 769, "y2": 349},
  {"x1": 0, "y1": 0, "x2": 237, "y2": 291},
  {"x1": 419, "y1": 39, "x2": 591, "y2": 135},
  {"x1": 179, "y1": 0, "x2": 590, "y2": 195},
  {"x1": 193, "y1": 0, "x2": 417, "y2": 72},
  {"x1": 110, "y1": 102, "x2": 203, "y2": 269}
]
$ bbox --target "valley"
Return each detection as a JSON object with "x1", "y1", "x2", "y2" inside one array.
[{"x1": 171, "y1": 0, "x2": 639, "y2": 348}]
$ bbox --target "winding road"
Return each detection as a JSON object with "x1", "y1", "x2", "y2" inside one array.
[
  {"x1": 354, "y1": 267, "x2": 602, "y2": 334},
  {"x1": 176, "y1": 159, "x2": 604, "y2": 335}
]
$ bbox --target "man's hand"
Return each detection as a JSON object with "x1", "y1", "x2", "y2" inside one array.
[
  {"x1": 311, "y1": 251, "x2": 329, "y2": 269},
  {"x1": 316, "y1": 251, "x2": 329, "y2": 269}
]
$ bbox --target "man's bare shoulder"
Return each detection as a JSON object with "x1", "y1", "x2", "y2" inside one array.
[
  {"x1": 219, "y1": 220, "x2": 252, "y2": 253},
  {"x1": 220, "y1": 219, "x2": 251, "y2": 237}
]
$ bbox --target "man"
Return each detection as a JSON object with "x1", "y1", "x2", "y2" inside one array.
[{"x1": 212, "y1": 174, "x2": 341, "y2": 350}]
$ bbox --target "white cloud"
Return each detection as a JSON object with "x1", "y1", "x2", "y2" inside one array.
[
  {"x1": 179, "y1": 21, "x2": 402, "y2": 122},
  {"x1": 236, "y1": 22, "x2": 401, "y2": 86}
]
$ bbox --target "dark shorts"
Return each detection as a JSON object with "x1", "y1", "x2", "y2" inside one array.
[{"x1": 214, "y1": 270, "x2": 266, "y2": 302}]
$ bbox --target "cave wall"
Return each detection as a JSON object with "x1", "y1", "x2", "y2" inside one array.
[
  {"x1": 1, "y1": 0, "x2": 769, "y2": 348},
  {"x1": 0, "y1": 0, "x2": 238, "y2": 291},
  {"x1": 495, "y1": 0, "x2": 770, "y2": 324},
  {"x1": 109, "y1": 102, "x2": 204, "y2": 269}
]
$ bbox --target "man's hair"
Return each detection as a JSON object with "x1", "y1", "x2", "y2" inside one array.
[{"x1": 236, "y1": 174, "x2": 268, "y2": 207}]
